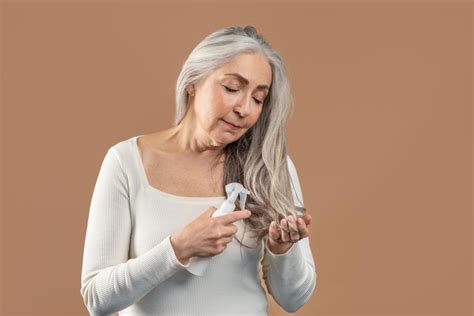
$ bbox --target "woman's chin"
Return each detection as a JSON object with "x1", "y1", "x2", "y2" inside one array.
[{"x1": 212, "y1": 133, "x2": 239, "y2": 146}]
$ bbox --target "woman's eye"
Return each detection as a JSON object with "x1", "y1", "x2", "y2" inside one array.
[
  {"x1": 224, "y1": 86, "x2": 238, "y2": 93},
  {"x1": 253, "y1": 98, "x2": 263, "y2": 105},
  {"x1": 224, "y1": 85, "x2": 263, "y2": 105}
]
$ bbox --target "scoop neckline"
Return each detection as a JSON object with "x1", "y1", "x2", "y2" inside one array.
[{"x1": 131, "y1": 135, "x2": 227, "y2": 201}]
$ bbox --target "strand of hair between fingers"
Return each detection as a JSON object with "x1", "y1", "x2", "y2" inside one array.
[
  {"x1": 274, "y1": 221, "x2": 299, "y2": 234},
  {"x1": 271, "y1": 222, "x2": 308, "y2": 244}
]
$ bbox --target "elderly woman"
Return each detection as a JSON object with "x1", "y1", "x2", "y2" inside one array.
[{"x1": 80, "y1": 25, "x2": 317, "y2": 315}]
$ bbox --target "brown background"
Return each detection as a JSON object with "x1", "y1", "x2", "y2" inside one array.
[{"x1": 0, "y1": 0, "x2": 472, "y2": 315}]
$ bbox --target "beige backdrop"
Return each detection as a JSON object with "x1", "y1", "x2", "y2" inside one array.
[{"x1": 1, "y1": 1, "x2": 472, "y2": 315}]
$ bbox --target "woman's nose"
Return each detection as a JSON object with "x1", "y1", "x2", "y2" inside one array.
[{"x1": 234, "y1": 95, "x2": 253, "y2": 116}]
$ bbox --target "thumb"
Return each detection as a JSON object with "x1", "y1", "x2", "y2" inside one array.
[{"x1": 206, "y1": 206, "x2": 218, "y2": 217}]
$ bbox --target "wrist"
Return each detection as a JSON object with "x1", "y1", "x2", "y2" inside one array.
[
  {"x1": 170, "y1": 233, "x2": 191, "y2": 264},
  {"x1": 266, "y1": 237, "x2": 293, "y2": 255}
]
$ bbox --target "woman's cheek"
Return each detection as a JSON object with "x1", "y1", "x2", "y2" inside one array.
[{"x1": 220, "y1": 92, "x2": 239, "y2": 106}]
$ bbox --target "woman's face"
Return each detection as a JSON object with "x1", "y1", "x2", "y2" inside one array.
[{"x1": 189, "y1": 53, "x2": 272, "y2": 145}]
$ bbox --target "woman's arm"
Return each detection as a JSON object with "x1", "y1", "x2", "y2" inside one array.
[
  {"x1": 80, "y1": 147, "x2": 189, "y2": 315},
  {"x1": 261, "y1": 155, "x2": 317, "y2": 313}
]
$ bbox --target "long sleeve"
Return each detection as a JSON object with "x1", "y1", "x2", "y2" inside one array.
[
  {"x1": 79, "y1": 147, "x2": 190, "y2": 316},
  {"x1": 261, "y1": 155, "x2": 317, "y2": 313}
]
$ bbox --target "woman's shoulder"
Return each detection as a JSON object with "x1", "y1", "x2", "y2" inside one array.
[
  {"x1": 104, "y1": 133, "x2": 156, "y2": 168},
  {"x1": 110, "y1": 131, "x2": 165, "y2": 153},
  {"x1": 136, "y1": 130, "x2": 175, "y2": 154},
  {"x1": 107, "y1": 130, "x2": 171, "y2": 170}
]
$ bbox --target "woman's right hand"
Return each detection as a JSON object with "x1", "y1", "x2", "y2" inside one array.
[{"x1": 170, "y1": 206, "x2": 252, "y2": 263}]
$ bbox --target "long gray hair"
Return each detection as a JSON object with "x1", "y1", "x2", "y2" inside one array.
[{"x1": 174, "y1": 25, "x2": 305, "y2": 248}]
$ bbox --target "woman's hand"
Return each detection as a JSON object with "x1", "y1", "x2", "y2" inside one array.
[
  {"x1": 267, "y1": 214, "x2": 312, "y2": 254},
  {"x1": 171, "y1": 206, "x2": 251, "y2": 264}
]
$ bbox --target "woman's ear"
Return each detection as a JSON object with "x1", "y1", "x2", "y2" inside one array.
[{"x1": 187, "y1": 84, "x2": 195, "y2": 96}]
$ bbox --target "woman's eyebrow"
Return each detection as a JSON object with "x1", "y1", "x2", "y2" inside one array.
[{"x1": 224, "y1": 73, "x2": 270, "y2": 91}]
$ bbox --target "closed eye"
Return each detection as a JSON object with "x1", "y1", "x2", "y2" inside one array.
[
  {"x1": 224, "y1": 86, "x2": 263, "y2": 105},
  {"x1": 224, "y1": 86, "x2": 238, "y2": 93}
]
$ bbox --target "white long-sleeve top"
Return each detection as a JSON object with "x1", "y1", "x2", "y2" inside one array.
[{"x1": 80, "y1": 135, "x2": 317, "y2": 316}]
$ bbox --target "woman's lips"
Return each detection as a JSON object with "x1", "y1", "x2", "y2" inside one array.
[{"x1": 222, "y1": 120, "x2": 242, "y2": 129}]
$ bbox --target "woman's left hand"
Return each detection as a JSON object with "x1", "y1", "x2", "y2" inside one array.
[{"x1": 267, "y1": 214, "x2": 312, "y2": 254}]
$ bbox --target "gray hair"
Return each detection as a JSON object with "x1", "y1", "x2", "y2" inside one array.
[{"x1": 174, "y1": 25, "x2": 305, "y2": 248}]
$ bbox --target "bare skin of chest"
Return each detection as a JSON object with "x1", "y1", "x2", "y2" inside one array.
[{"x1": 138, "y1": 134, "x2": 225, "y2": 197}]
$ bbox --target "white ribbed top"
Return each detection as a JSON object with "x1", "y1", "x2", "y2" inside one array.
[{"x1": 80, "y1": 135, "x2": 317, "y2": 315}]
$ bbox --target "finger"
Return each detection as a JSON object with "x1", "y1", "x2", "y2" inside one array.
[
  {"x1": 222, "y1": 236, "x2": 234, "y2": 245},
  {"x1": 280, "y1": 218, "x2": 290, "y2": 242},
  {"x1": 297, "y1": 216, "x2": 310, "y2": 238},
  {"x1": 223, "y1": 224, "x2": 238, "y2": 237},
  {"x1": 219, "y1": 209, "x2": 251, "y2": 225},
  {"x1": 302, "y1": 214, "x2": 312, "y2": 226},
  {"x1": 287, "y1": 215, "x2": 300, "y2": 242},
  {"x1": 207, "y1": 206, "x2": 218, "y2": 216},
  {"x1": 269, "y1": 221, "x2": 281, "y2": 243}
]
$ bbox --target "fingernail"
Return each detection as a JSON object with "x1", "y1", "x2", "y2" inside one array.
[
  {"x1": 247, "y1": 210, "x2": 251, "y2": 216},
  {"x1": 298, "y1": 218, "x2": 303, "y2": 224}
]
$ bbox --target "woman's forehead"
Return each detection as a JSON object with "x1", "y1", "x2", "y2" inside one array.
[{"x1": 214, "y1": 55, "x2": 272, "y2": 87}]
